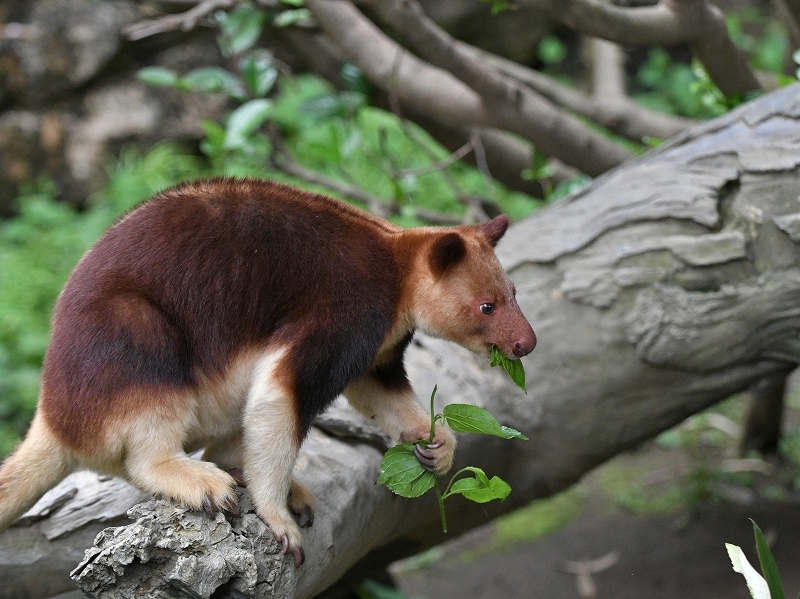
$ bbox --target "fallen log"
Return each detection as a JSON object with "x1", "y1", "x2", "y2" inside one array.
[{"x1": 1, "y1": 83, "x2": 799, "y2": 599}]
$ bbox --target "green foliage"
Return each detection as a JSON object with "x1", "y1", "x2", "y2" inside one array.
[
  {"x1": 752, "y1": 519, "x2": 786, "y2": 599},
  {"x1": 355, "y1": 580, "x2": 414, "y2": 599},
  {"x1": 0, "y1": 145, "x2": 202, "y2": 455},
  {"x1": 727, "y1": 519, "x2": 790, "y2": 599},
  {"x1": 377, "y1": 444, "x2": 437, "y2": 498},
  {"x1": 634, "y1": 49, "x2": 730, "y2": 119},
  {"x1": 443, "y1": 404, "x2": 527, "y2": 440},
  {"x1": 441, "y1": 467, "x2": 511, "y2": 504},
  {"x1": 726, "y1": 9, "x2": 789, "y2": 74},
  {"x1": 479, "y1": 0, "x2": 513, "y2": 16},
  {"x1": 488, "y1": 345, "x2": 526, "y2": 392},
  {"x1": 536, "y1": 35, "x2": 567, "y2": 66},
  {"x1": 378, "y1": 384, "x2": 526, "y2": 533},
  {"x1": 214, "y1": 1, "x2": 267, "y2": 57},
  {"x1": 137, "y1": 0, "x2": 543, "y2": 221}
]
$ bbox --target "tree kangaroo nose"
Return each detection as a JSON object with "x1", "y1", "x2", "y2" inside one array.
[{"x1": 513, "y1": 332, "x2": 536, "y2": 357}]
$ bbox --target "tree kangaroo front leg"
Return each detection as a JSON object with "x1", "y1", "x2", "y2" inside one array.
[
  {"x1": 344, "y1": 372, "x2": 456, "y2": 475},
  {"x1": 243, "y1": 350, "x2": 308, "y2": 568}
]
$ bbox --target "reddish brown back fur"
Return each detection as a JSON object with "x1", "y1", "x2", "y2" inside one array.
[
  {"x1": 1, "y1": 177, "x2": 536, "y2": 554},
  {"x1": 41, "y1": 179, "x2": 404, "y2": 446}
]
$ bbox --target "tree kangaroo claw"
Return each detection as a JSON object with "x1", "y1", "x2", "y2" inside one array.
[
  {"x1": 223, "y1": 497, "x2": 239, "y2": 516},
  {"x1": 293, "y1": 546, "x2": 305, "y2": 568},
  {"x1": 202, "y1": 496, "x2": 217, "y2": 519},
  {"x1": 414, "y1": 443, "x2": 437, "y2": 470}
]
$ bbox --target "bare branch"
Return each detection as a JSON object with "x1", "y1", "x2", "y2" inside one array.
[
  {"x1": 590, "y1": 37, "x2": 626, "y2": 103},
  {"x1": 478, "y1": 41, "x2": 692, "y2": 141},
  {"x1": 395, "y1": 136, "x2": 475, "y2": 178},
  {"x1": 675, "y1": 0, "x2": 763, "y2": 97},
  {"x1": 517, "y1": 0, "x2": 687, "y2": 45},
  {"x1": 373, "y1": 0, "x2": 635, "y2": 174},
  {"x1": 312, "y1": 0, "x2": 632, "y2": 176},
  {"x1": 773, "y1": 0, "x2": 800, "y2": 49},
  {"x1": 278, "y1": 29, "x2": 549, "y2": 196},
  {"x1": 515, "y1": 0, "x2": 762, "y2": 96},
  {"x1": 122, "y1": 0, "x2": 238, "y2": 40}
]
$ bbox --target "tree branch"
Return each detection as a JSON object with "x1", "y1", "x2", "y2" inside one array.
[
  {"x1": 309, "y1": 0, "x2": 631, "y2": 177},
  {"x1": 5, "y1": 82, "x2": 800, "y2": 599},
  {"x1": 361, "y1": 0, "x2": 632, "y2": 176},
  {"x1": 278, "y1": 28, "x2": 555, "y2": 196},
  {"x1": 122, "y1": 0, "x2": 238, "y2": 40},
  {"x1": 773, "y1": 0, "x2": 800, "y2": 49},
  {"x1": 515, "y1": 0, "x2": 762, "y2": 96},
  {"x1": 480, "y1": 40, "x2": 692, "y2": 142}
]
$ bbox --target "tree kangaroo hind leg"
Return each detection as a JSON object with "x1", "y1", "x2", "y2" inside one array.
[
  {"x1": 122, "y1": 400, "x2": 238, "y2": 517},
  {"x1": 242, "y1": 349, "x2": 307, "y2": 568}
]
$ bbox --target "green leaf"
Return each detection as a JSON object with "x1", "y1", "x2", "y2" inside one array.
[
  {"x1": 181, "y1": 67, "x2": 247, "y2": 100},
  {"x1": 537, "y1": 35, "x2": 567, "y2": 65},
  {"x1": 479, "y1": 0, "x2": 512, "y2": 15},
  {"x1": 727, "y1": 543, "x2": 771, "y2": 599},
  {"x1": 377, "y1": 443, "x2": 436, "y2": 498},
  {"x1": 136, "y1": 67, "x2": 180, "y2": 88},
  {"x1": 489, "y1": 345, "x2": 526, "y2": 392},
  {"x1": 216, "y1": 4, "x2": 266, "y2": 56},
  {"x1": 751, "y1": 519, "x2": 786, "y2": 599},
  {"x1": 499, "y1": 425, "x2": 528, "y2": 440},
  {"x1": 446, "y1": 468, "x2": 511, "y2": 503},
  {"x1": 273, "y1": 8, "x2": 311, "y2": 28},
  {"x1": 241, "y1": 53, "x2": 278, "y2": 98},
  {"x1": 341, "y1": 63, "x2": 371, "y2": 95},
  {"x1": 223, "y1": 99, "x2": 272, "y2": 150},
  {"x1": 442, "y1": 404, "x2": 528, "y2": 440},
  {"x1": 279, "y1": 0, "x2": 305, "y2": 6}
]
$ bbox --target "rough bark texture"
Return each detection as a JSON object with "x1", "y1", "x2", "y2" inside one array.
[
  {"x1": 1, "y1": 83, "x2": 799, "y2": 599},
  {"x1": 72, "y1": 496, "x2": 296, "y2": 599}
]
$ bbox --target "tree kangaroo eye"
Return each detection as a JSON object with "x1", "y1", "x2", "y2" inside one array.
[{"x1": 480, "y1": 303, "x2": 494, "y2": 315}]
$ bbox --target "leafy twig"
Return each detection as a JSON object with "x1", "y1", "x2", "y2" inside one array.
[{"x1": 378, "y1": 347, "x2": 529, "y2": 532}]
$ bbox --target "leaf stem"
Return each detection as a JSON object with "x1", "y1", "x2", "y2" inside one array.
[
  {"x1": 428, "y1": 385, "x2": 438, "y2": 443},
  {"x1": 441, "y1": 467, "x2": 473, "y2": 500},
  {"x1": 435, "y1": 484, "x2": 448, "y2": 533}
]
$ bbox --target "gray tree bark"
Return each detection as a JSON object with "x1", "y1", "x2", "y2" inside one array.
[{"x1": 2, "y1": 83, "x2": 799, "y2": 599}]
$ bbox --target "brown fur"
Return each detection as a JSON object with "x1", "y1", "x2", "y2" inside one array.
[{"x1": 0, "y1": 178, "x2": 535, "y2": 565}]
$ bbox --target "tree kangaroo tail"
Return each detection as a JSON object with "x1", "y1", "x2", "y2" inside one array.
[{"x1": 0, "y1": 413, "x2": 72, "y2": 530}]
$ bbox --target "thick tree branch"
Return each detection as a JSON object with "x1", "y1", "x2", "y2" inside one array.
[
  {"x1": 279, "y1": 28, "x2": 557, "y2": 196},
  {"x1": 515, "y1": 0, "x2": 762, "y2": 96},
  {"x1": 359, "y1": 0, "x2": 632, "y2": 176},
  {"x1": 4, "y1": 82, "x2": 800, "y2": 599},
  {"x1": 773, "y1": 0, "x2": 800, "y2": 48},
  {"x1": 306, "y1": 0, "x2": 632, "y2": 177},
  {"x1": 447, "y1": 39, "x2": 693, "y2": 145}
]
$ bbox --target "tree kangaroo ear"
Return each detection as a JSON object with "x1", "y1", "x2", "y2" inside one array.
[
  {"x1": 480, "y1": 214, "x2": 510, "y2": 247},
  {"x1": 429, "y1": 232, "x2": 466, "y2": 276}
]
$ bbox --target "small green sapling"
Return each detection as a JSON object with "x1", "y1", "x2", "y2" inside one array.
[{"x1": 377, "y1": 345, "x2": 528, "y2": 532}]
